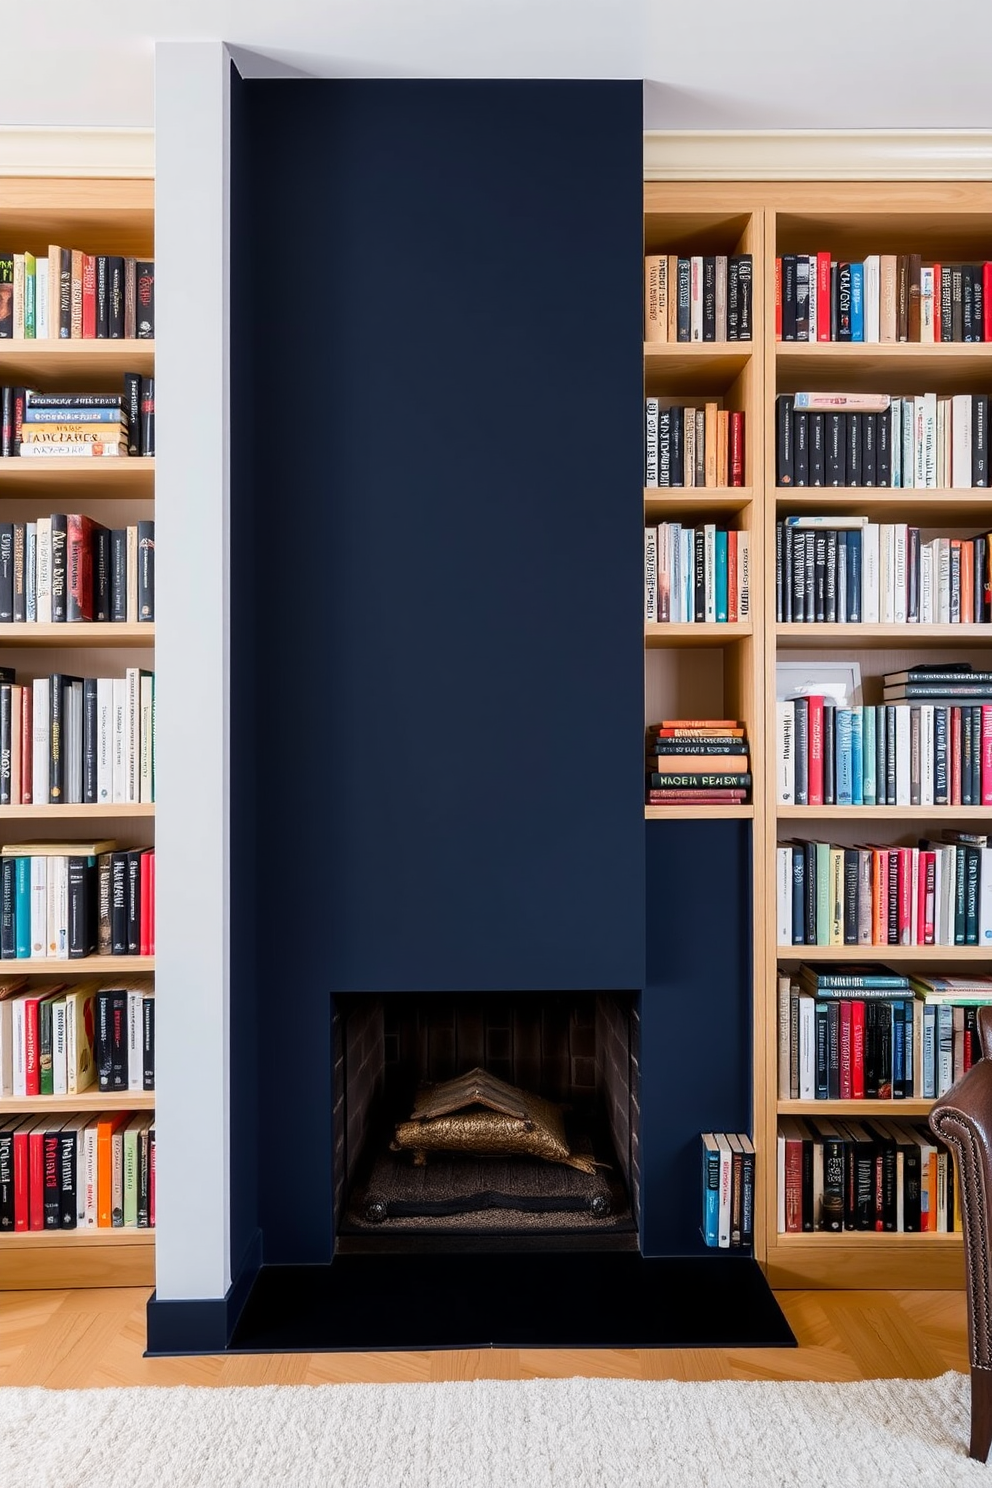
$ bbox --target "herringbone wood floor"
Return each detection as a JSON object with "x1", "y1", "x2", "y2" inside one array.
[{"x1": 0, "y1": 1288, "x2": 970, "y2": 1387}]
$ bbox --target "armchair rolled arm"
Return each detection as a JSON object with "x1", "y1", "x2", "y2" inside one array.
[{"x1": 931, "y1": 1057, "x2": 992, "y2": 1372}]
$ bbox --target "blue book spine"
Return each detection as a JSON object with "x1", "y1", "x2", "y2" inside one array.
[
  {"x1": 903, "y1": 998, "x2": 915, "y2": 1096},
  {"x1": 715, "y1": 531, "x2": 728, "y2": 621},
  {"x1": 847, "y1": 530, "x2": 862, "y2": 621},
  {"x1": 836, "y1": 709, "x2": 854, "y2": 805},
  {"x1": 850, "y1": 707, "x2": 864, "y2": 806},
  {"x1": 892, "y1": 1003, "x2": 905, "y2": 1097},
  {"x1": 891, "y1": 402, "x2": 902, "y2": 488},
  {"x1": 702, "y1": 1142, "x2": 721, "y2": 1246},
  {"x1": 862, "y1": 706, "x2": 877, "y2": 805},
  {"x1": 922, "y1": 1004, "x2": 936, "y2": 1099},
  {"x1": 850, "y1": 262, "x2": 865, "y2": 341},
  {"x1": 14, "y1": 856, "x2": 30, "y2": 958},
  {"x1": 792, "y1": 845, "x2": 805, "y2": 945}
]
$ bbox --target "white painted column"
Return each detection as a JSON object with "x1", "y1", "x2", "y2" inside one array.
[{"x1": 154, "y1": 39, "x2": 232, "y2": 1300}]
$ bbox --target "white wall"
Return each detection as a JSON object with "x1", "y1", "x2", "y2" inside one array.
[{"x1": 4, "y1": 0, "x2": 992, "y2": 130}]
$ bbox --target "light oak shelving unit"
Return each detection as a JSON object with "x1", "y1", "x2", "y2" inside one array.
[{"x1": 0, "y1": 173, "x2": 155, "y2": 1289}]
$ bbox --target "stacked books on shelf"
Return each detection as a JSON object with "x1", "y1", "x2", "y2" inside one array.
[
  {"x1": 776, "y1": 833, "x2": 992, "y2": 947},
  {"x1": 647, "y1": 719, "x2": 752, "y2": 806},
  {"x1": 0, "y1": 514, "x2": 153, "y2": 623},
  {"x1": 1, "y1": 381, "x2": 155, "y2": 458},
  {"x1": 777, "y1": 1115, "x2": 957, "y2": 1233},
  {"x1": 776, "y1": 391, "x2": 989, "y2": 489},
  {"x1": 0, "y1": 974, "x2": 154, "y2": 1097},
  {"x1": 0, "y1": 840, "x2": 154, "y2": 960},
  {"x1": 0, "y1": 1108, "x2": 155, "y2": 1231},
  {"x1": 700, "y1": 1131, "x2": 754, "y2": 1248},
  {"x1": 644, "y1": 254, "x2": 752, "y2": 342},
  {"x1": 777, "y1": 965, "x2": 992, "y2": 1101},
  {"x1": 645, "y1": 523, "x2": 750, "y2": 623},
  {"x1": 776, "y1": 516, "x2": 992, "y2": 625},
  {"x1": 645, "y1": 403, "x2": 745, "y2": 487},
  {"x1": 0, "y1": 667, "x2": 155, "y2": 806},
  {"x1": 0, "y1": 250, "x2": 153, "y2": 340},
  {"x1": 777, "y1": 668, "x2": 992, "y2": 808},
  {"x1": 775, "y1": 251, "x2": 991, "y2": 342}
]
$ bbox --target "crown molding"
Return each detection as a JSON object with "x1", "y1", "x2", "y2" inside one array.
[
  {"x1": 0, "y1": 126, "x2": 154, "y2": 178},
  {"x1": 644, "y1": 129, "x2": 992, "y2": 181}
]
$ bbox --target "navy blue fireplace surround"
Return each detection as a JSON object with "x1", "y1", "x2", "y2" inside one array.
[{"x1": 146, "y1": 74, "x2": 790, "y2": 1355}]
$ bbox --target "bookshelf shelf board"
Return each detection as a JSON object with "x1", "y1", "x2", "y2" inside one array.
[
  {"x1": 0, "y1": 1091, "x2": 155, "y2": 1116},
  {"x1": 778, "y1": 943, "x2": 992, "y2": 963},
  {"x1": 645, "y1": 621, "x2": 753, "y2": 647},
  {"x1": 773, "y1": 1230, "x2": 962, "y2": 1249},
  {"x1": 765, "y1": 1233, "x2": 963, "y2": 1288},
  {"x1": 644, "y1": 342, "x2": 751, "y2": 393},
  {"x1": 776, "y1": 340, "x2": 992, "y2": 394},
  {"x1": 645, "y1": 804, "x2": 754, "y2": 820},
  {"x1": 0, "y1": 1228, "x2": 154, "y2": 1247},
  {"x1": 776, "y1": 622, "x2": 992, "y2": 648},
  {"x1": 0, "y1": 803, "x2": 154, "y2": 819},
  {"x1": 779, "y1": 1099, "x2": 933, "y2": 1118},
  {"x1": 0, "y1": 955, "x2": 154, "y2": 974},
  {"x1": 645, "y1": 488, "x2": 752, "y2": 516},
  {"x1": 0, "y1": 457, "x2": 154, "y2": 496},
  {"x1": 777, "y1": 805, "x2": 992, "y2": 821},
  {"x1": 775, "y1": 488, "x2": 992, "y2": 522},
  {"x1": 0, "y1": 339, "x2": 155, "y2": 385},
  {"x1": 0, "y1": 623, "x2": 153, "y2": 647}
]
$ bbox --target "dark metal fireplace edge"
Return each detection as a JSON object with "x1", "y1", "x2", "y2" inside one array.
[{"x1": 145, "y1": 1228, "x2": 263, "y2": 1357}]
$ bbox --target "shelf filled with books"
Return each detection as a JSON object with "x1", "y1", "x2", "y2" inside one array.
[{"x1": 0, "y1": 173, "x2": 155, "y2": 1288}]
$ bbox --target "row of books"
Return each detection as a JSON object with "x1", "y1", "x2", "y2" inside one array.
[
  {"x1": 644, "y1": 525, "x2": 751, "y2": 623},
  {"x1": 776, "y1": 391, "x2": 991, "y2": 489},
  {"x1": 776, "y1": 519, "x2": 992, "y2": 626},
  {"x1": 647, "y1": 720, "x2": 752, "y2": 805},
  {"x1": 0, "y1": 251, "x2": 154, "y2": 340},
  {"x1": 0, "y1": 1109, "x2": 155, "y2": 1231},
  {"x1": 777, "y1": 695, "x2": 992, "y2": 811},
  {"x1": 777, "y1": 966, "x2": 992, "y2": 1101},
  {"x1": 0, "y1": 841, "x2": 154, "y2": 960},
  {"x1": 1, "y1": 383, "x2": 155, "y2": 459},
  {"x1": 0, "y1": 516, "x2": 153, "y2": 624},
  {"x1": 644, "y1": 254, "x2": 753, "y2": 343},
  {"x1": 700, "y1": 1131, "x2": 755, "y2": 1248},
  {"x1": 777, "y1": 1116, "x2": 956, "y2": 1234},
  {"x1": 775, "y1": 836, "x2": 992, "y2": 948},
  {"x1": 0, "y1": 669, "x2": 154, "y2": 806},
  {"x1": 644, "y1": 403, "x2": 745, "y2": 488},
  {"x1": 0, "y1": 976, "x2": 154, "y2": 1098},
  {"x1": 775, "y1": 254, "x2": 992, "y2": 344}
]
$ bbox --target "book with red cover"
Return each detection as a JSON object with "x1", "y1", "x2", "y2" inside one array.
[
  {"x1": 148, "y1": 851, "x2": 155, "y2": 957},
  {"x1": 66, "y1": 514, "x2": 96, "y2": 622},
  {"x1": 727, "y1": 531, "x2": 738, "y2": 622},
  {"x1": 850, "y1": 1001, "x2": 866, "y2": 1099},
  {"x1": 807, "y1": 695, "x2": 825, "y2": 805},
  {"x1": 140, "y1": 852, "x2": 152, "y2": 956},
  {"x1": 984, "y1": 263, "x2": 992, "y2": 343},
  {"x1": 816, "y1": 252, "x2": 832, "y2": 340},
  {"x1": 28, "y1": 1119, "x2": 46, "y2": 1229},
  {"x1": 729, "y1": 413, "x2": 745, "y2": 487},
  {"x1": 12, "y1": 1114, "x2": 42, "y2": 1231},
  {"x1": 775, "y1": 258, "x2": 782, "y2": 339},
  {"x1": 982, "y1": 706, "x2": 992, "y2": 805},
  {"x1": 839, "y1": 1002, "x2": 853, "y2": 1098}
]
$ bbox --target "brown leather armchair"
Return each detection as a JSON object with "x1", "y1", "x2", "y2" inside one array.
[{"x1": 930, "y1": 1004, "x2": 992, "y2": 1461}]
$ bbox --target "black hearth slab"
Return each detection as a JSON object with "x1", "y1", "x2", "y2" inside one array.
[{"x1": 227, "y1": 1254, "x2": 796, "y2": 1353}]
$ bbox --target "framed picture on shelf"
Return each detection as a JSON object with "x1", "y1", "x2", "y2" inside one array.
[{"x1": 775, "y1": 660, "x2": 863, "y2": 707}]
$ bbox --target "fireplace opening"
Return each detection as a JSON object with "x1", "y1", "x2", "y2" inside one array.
[{"x1": 333, "y1": 992, "x2": 641, "y2": 1250}]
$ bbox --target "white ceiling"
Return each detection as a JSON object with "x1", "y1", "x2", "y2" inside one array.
[{"x1": 3, "y1": 0, "x2": 992, "y2": 131}]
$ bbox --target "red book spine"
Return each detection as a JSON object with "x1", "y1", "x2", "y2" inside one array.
[
  {"x1": 874, "y1": 1153, "x2": 885, "y2": 1232},
  {"x1": 985, "y1": 263, "x2": 992, "y2": 343},
  {"x1": 951, "y1": 707, "x2": 962, "y2": 805},
  {"x1": 149, "y1": 1129, "x2": 156, "y2": 1228},
  {"x1": 916, "y1": 849, "x2": 928, "y2": 947},
  {"x1": 647, "y1": 790, "x2": 748, "y2": 802},
  {"x1": 29, "y1": 1125, "x2": 45, "y2": 1230},
  {"x1": 923, "y1": 851, "x2": 936, "y2": 945},
  {"x1": 784, "y1": 1138, "x2": 802, "y2": 1231},
  {"x1": 850, "y1": 1002, "x2": 865, "y2": 1098},
  {"x1": 816, "y1": 252, "x2": 832, "y2": 340},
  {"x1": 982, "y1": 706, "x2": 992, "y2": 805},
  {"x1": 13, "y1": 1125, "x2": 30, "y2": 1230},
  {"x1": 807, "y1": 695, "x2": 824, "y2": 805},
  {"x1": 933, "y1": 264, "x2": 942, "y2": 342},
  {"x1": 24, "y1": 997, "x2": 40, "y2": 1097},
  {"x1": 149, "y1": 851, "x2": 155, "y2": 957},
  {"x1": 727, "y1": 531, "x2": 738, "y2": 622},
  {"x1": 140, "y1": 851, "x2": 151, "y2": 956},
  {"x1": 964, "y1": 1015, "x2": 975, "y2": 1073},
  {"x1": 897, "y1": 847, "x2": 913, "y2": 945},
  {"x1": 81, "y1": 255, "x2": 97, "y2": 338},
  {"x1": 19, "y1": 684, "x2": 31, "y2": 804},
  {"x1": 775, "y1": 258, "x2": 782, "y2": 339},
  {"x1": 729, "y1": 412, "x2": 745, "y2": 486},
  {"x1": 839, "y1": 1001, "x2": 852, "y2": 1099},
  {"x1": 66, "y1": 514, "x2": 94, "y2": 622}
]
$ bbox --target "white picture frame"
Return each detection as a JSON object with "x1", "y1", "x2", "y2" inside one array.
[{"x1": 775, "y1": 659, "x2": 863, "y2": 708}]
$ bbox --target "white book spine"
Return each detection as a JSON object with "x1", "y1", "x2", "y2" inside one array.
[
  {"x1": 703, "y1": 524, "x2": 716, "y2": 621},
  {"x1": 682, "y1": 529, "x2": 694, "y2": 621},
  {"x1": 128, "y1": 990, "x2": 143, "y2": 1092},
  {"x1": 717, "y1": 1137, "x2": 732, "y2": 1248},
  {"x1": 893, "y1": 524, "x2": 908, "y2": 623},
  {"x1": 890, "y1": 401, "x2": 902, "y2": 487},
  {"x1": 0, "y1": 999, "x2": 11, "y2": 1095},
  {"x1": 32, "y1": 678, "x2": 50, "y2": 805},
  {"x1": 126, "y1": 667, "x2": 140, "y2": 803},
  {"x1": 25, "y1": 522, "x2": 36, "y2": 622},
  {"x1": 644, "y1": 398, "x2": 659, "y2": 487},
  {"x1": 76, "y1": 1130, "x2": 86, "y2": 1225},
  {"x1": 776, "y1": 848, "x2": 793, "y2": 945},
  {"x1": 920, "y1": 706, "x2": 934, "y2": 806},
  {"x1": 52, "y1": 999, "x2": 67, "y2": 1095},
  {"x1": 737, "y1": 532, "x2": 750, "y2": 619},
  {"x1": 690, "y1": 257, "x2": 703, "y2": 341},
  {"x1": 12, "y1": 998, "x2": 26, "y2": 1095},
  {"x1": 715, "y1": 256, "x2": 727, "y2": 340},
  {"x1": 46, "y1": 855, "x2": 67, "y2": 959},
  {"x1": 862, "y1": 523, "x2": 880, "y2": 623},
  {"x1": 139, "y1": 673, "x2": 154, "y2": 803},
  {"x1": 980, "y1": 847, "x2": 992, "y2": 946},
  {"x1": 112, "y1": 677, "x2": 127, "y2": 804},
  {"x1": 913, "y1": 395, "x2": 925, "y2": 488},
  {"x1": 920, "y1": 265, "x2": 935, "y2": 343},
  {"x1": 643, "y1": 526, "x2": 658, "y2": 622},
  {"x1": 84, "y1": 1125, "x2": 98, "y2": 1226},
  {"x1": 777, "y1": 976, "x2": 792, "y2": 1099},
  {"x1": 864, "y1": 255, "x2": 880, "y2": 342},
  {"x1": 798, "y1": 997, "x2": 815, "y2": 1100},
  {"x1": 937, "y1": 539, "x2": 951, "y2": 623},
  {"x1": 35, "y1": 516, "x2": 52, "y2": 623},
  {"x1": 909, "y1": 848, "x2": 919, "y2": 946},
  {"x1": 776, "y1": 701, "x2": 795, "y2": 804},
  {"x1": 657, "y1": 523, "x2": 671, "y2": 622},
  {"x1": 880, "y1": 524, "x2": 895, "y2": 623},
  {"x1": 126, "y1": 526, "x2": 138, "y2": 623},
  {"x1": 923, "y1": 391, "x2": 937, "y2": 488},
  {"x1": 30, "y1": 856, "x2": 47, "y2": 957},
  {"x1": 895, "y1": 707, "x2": 912, "y2": 805},
  {"x1": 902, "y1": 398, "x2": 915, "y2": 489},
  {"x1": 97, "y1": 677, "x2": 113, "y2": 802},
  {"x1": 920, "y1": 542, "x2": 934, "y2": 624},
  {"x1": 952, "y1": 393, "x2": 972, "y2": 488},
  {"x1": 36, "y1": 258, "x2": 49, "y2": 340}
]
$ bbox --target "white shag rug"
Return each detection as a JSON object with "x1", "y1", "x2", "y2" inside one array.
[{"x1": 1, "y1": 1371, "x2": 989, "y2": 1488}]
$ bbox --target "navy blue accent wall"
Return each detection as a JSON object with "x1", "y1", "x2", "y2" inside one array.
[
  {"x1": 231, "y1": 80, "x2": 645, "y2": 1260},
  {"x1": 640, "y1": 820, "x2": 752, "y2": 1255}
]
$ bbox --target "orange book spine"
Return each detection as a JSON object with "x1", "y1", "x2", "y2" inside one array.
[
  {"x1": 871, "y1": 848, "x2": 886, "y2": 945},
  {"x1": 97, "y1": 1113, "x2": 126, "y2": 1228},
  {"x1": 961, "y1": 542, "x2": 975, "y2": 624},
  {"x1": 659, "y1": 718, "x2": 739, "y2": 729}
]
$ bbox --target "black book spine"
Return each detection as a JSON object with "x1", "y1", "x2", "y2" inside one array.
[
  {"x1": 837, "y1": 531, "x2": 848, "y2": 623},
  {"x1": 136, "y1": 260, "x2": 154, "y2": 338},
  {"x1": 795, "y1": 257, "x2": 810, "y2": 341},
  {"x1": 676, "y1": 258, "x2": 690, "y2": 342},
  {"x1": 903, "y1": 1139, "x2": 922, "y2": 1232},
  {"x1": 702, "y1": 257, "x2": 716, "y2": 341},
  {"x1": 110, "y1": 530, "x2": 127, "y2": 622},
  {"x1": 782, "y1": 523, "x2": 793, "y2": 622},
  {"x1": 11, "y1": 522, "x2": 25, "y2": 623},
  {"x1": 801, "y1": 1132, "x2": 814, "y2": 1232},
  {"x1": 0, "y1": 386, "x2": 12, "y2": 457},
  {"x1": 140, "y1": 375, "x2": 155, "y2": 458},
  {"x1": 822, "y1": 1136, "x2": 845, "y2": 1232},
  {"x1": 966, "y1": 845, "x2": 981, "y2": 945},
  {"x1": 67, "y1": 855, "x2": 93, "y2": 958},
  {"x1": 877, "y1": 408, "x2": 891, "y2": 486},
  {"x1": 827, "y1": 1001, "x2": 841, "y2": 1099},
  {"x1": 657, "y1": 406, "x2": 671, "y2": 488},
  {"x1": 126, "y1": 850, "x2": 141, "y2": 955},
  {"x1": 864, "y1": 1002, "x2": 878, "y2": 1098},
  {"x1": 847, "y1": 412, "x2": 862, "y2": 486},
  {"x1": 727, "y1": 257, "x2": 740, "y2": 340},
  {"x1": 885, "y1": 705, "x2": 897, "y2": 807},
  {"x1": 826, "y1": 412, "x2": 845, "y2": 486},
  {"x1": 975, "y1": 266, "x2": 985, "y2": 342},
  {"x1": 952, "y1": 266, "x2": 964, "y2": 341},
  {"x1": 941, "y1": 265, "x2": 954, "y2": 342},
  {"x1": 863, "y1": 413, "x2": 877, "y2": 486},
  {"x1": 108, "y1": 256, "x2": 125, "y2": 338},
  {"x1": 791, "y1": 530, "x2": 806, "y2": 623},
  {"x1": 737, "y1": 255, "x2": 752, "y2": 340},
  {"x1": 791, "y1": 845, "x2": 804, "y2": 944},
  {"x1": 781, "y1": 255, "x2": 797, "y2": 340},
  {"x1": 50, "y1": 514, "x2": 67, "y2": 623},
  {"x1": 136, "y1": 522, "x2": 155, "y2": 624},
  {"x1": 94, "y1": 527, "x2": 111, "y2": 622},
  {"x1": 843, "y1": 849, "x2": 860, "y2": 945},
  {"x1": 142, "y1": 997, "x2": 155, "y2": 1090},
  {"x1": 907, "y1": 527, "x2": 920, "y2": 622},
  {"x1": 973, "y1": 706, "x2": 983, "y2": 806},
  {"x1": 962, "y1": 707, "x2": 975, "y2": 807},
  {"x1": 837, "y1": 262, "x2": 853, "y2": 340},
  {"x1": 0, "y1": 252, "x2": 12, "y2": 339},
  {"x1": 96, "y1": 256, "x2": 110, "y2": 338},
  {"x1": 137, "y1": 1127, "x2": 150, "y2": 1227},
  {"x1": 123, "y1": 371, "x2": 141, "y2": 456},
  {"x1": 59, "y1": 248, "x2": 72, "y2": 338},
  {"x1": 809, "y1": 411, "x2": 825, "y2": 485},
  {"x1": 111, "y1": 852, "x2": 128, "y2": 953},
  {"x1": 875, "y1": 704, "x2": 887, "y2": 805},
  {"x1": 0, "y1": 523, "x2": 12, "y2": 622},
  {"x1": 776, "y1": 395, "x2": 795, "y2": 485},
  {"x1": 794, "y1": 696, "x2": 809, "y2": 806},
  {"x1": 934, "y1": 706, "x2": 949, "y2": 804},
  {"x1": 82, "y1": 681, "x2": 98, "y2": 804},
  {"x1": 0, "y1": 684, "x2": 10, "y2": 807},
  {"x1": 813, "y1": 531, "x2": 827, "y2": 622},
  {"x1": 823, "y1": 701, "x2": 836, "y2": 805},
  {"x1": 974, "y1": 395, "x2": 989, "y2": 486},
  {"x1": 109, "y1": 990, "x2": 128, "y2": 1088},
  {"x1": 58, "y1": 1129, "x2": 77, "y2": 1229},
  {"x1": 670, "y1": 407, "x2": 684, "y2": 488},
  {"x1": 693, "y1": 528, "x2": 705, "y2": 622},
  {"x1": 0, "y1": 856, "x2": 15, "y2": 959},
  {"x1": 43, "y1": 1131, "x2": 61, "y2": 1229},
  {"x1": 49, "y1": 673, "x2": 64, "y2": 804},
  {"x1": 803, "y1": 841, "x2": 817, "y2": 944},
  {"x1": 0, "y1": 1124, "x2": 13, "y2": 1230},
  {"x1": 804, "y1": 528, "x2": 816, "y2": 621},
  {"x1": 847, "y1": 531, "x2": 862, "y2": 623},
  {"x1": 825, "y1": 530, "x2": 837, "y2": 623},
  {"x1": 794, "y1": 411, "x2": 809, "y2": 486}
]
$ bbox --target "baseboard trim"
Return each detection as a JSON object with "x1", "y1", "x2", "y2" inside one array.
[
  {"x1": 145, "y1": 1229, "x2": 262, "y2": 1356},
  {"x1": 644, "y1": 129, "x2": 992, "y2": 182}
]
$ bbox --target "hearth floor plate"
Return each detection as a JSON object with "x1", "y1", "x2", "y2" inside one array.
[{"x1": 227, "y1": 1254, "x2": 796, "y2": 1353}]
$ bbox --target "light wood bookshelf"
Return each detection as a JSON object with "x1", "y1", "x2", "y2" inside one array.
[{"x1": 0, "y1": 175, "x2": 155, "y2": 1289}]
